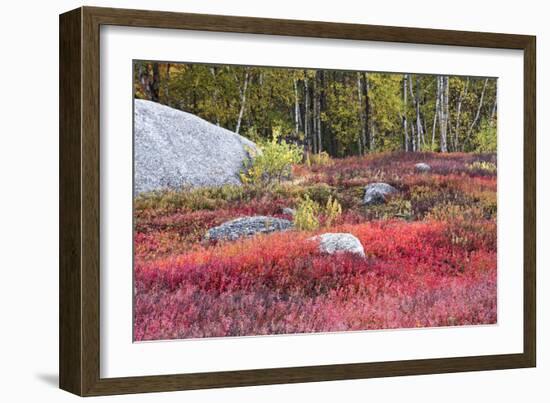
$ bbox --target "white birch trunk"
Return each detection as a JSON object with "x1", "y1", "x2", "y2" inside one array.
[
  {"x1": 293, "y1": 79, "x2": 300, "y2": 137},
  {"x1": 438, "y1": 76, "x2": 449, "y2": 153},
  {"x1": 432, "y1": 76, "x2": 440, "y2": 151},
  {"x1": 453, "y1": 78, "x2": 469, "y2": 151},
  {"x1": 357, "y1": 72, "x2": 365, "y2": 155},
  {"x1": 490, "y1": 83, "x2": 498, "y2": 127},
  {"x1": 305, "y1": 76, "x2": 312, "y2": 153},
  {"x1": 415, "y1": 76, "x2": 424, "y2": 151},
  {"x1": 235, "y1": 68, "x2": 250, "y2": 135},
  {"x1": 403, "y1": 74, "x2": 409, "y2": 151},
  {"x1": 466, "y1": 78, "x2": 489, "y2": 141}
]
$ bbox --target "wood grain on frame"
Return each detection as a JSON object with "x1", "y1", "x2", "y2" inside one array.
[{"x1": 59, "y1": 6, "x2": 536, "y2": 396}]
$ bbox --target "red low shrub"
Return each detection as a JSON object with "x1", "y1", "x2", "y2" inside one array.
[{"x1": 134, "y1": 220, "x2": 496, "y2": 340}]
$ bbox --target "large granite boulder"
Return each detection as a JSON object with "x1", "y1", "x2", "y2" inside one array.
[
  {"x1": 309, "y1": 233, "x2": 365, "y2": 257},
  {"x1": 206, "y1": 216, "x2": 293, "y2": 241},
  {"x1": 134, "y1": 99, "x2": 258, "y2": 194},
  {"x1": 415, "y1": 162, "x2": 431, "y2": 172},
  {"x1": 363, "y1": 183, "x2": 398, "y2": 205}
]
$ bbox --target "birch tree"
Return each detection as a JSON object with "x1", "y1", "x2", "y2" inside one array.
[
  {"x1": 356, "y1": 72, "x2": 370, "y2": 155},
  {"x1": 432, "y1": 76, "x2": 440, "y2": 151},
  {"x1": 438, "y1": 76, "x2": 449, "y2": 153},
  {"x1": 235, "y1": 68, "x2": 250, "y2": 135},
  {"x1": 415, "y1": 76, "x2": 424, "y2": 151},
  {"x1": 466, "y1": 78, "x2": 489, "y2": 144},
  {"x1": 453, "y1": 77, "x2": 469, "y2": 151},
  {"x1": 402, "y1": 74, "x2": 409, "y2": 152},
  {"x1": 293, "y1": 78, "x2": 300, "y2": 137}
]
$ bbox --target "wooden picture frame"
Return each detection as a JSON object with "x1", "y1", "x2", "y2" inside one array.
[{"x1": 59, "y1": 6, "x2": 536, "y2": 396}]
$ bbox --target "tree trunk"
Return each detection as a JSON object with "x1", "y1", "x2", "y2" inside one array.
[
  {"x1": 432, "y1": 76, "x2": 440, "y2": 151},
  {"x1": 210, "y1": 67, "x2": 220, "y2": 125},
  {"x1": 138, "y1": 63, "x2": 160, "y2": 102},
  {"x1": 305, "y1": 75, "x2": 313, "y2": 153},
  {"x1": 490, "y1": 83, "x2": 498, "y2": 127},
  {"x1": 312, "y1": 77, "x2": 321, "y2": 154},
  {"x1": 314, "y1": 70, "x2": 323, "y2": 154},
  {"x1": 403, "y1": 74, "x2": 409, "y2": 151},
  {"x1": 138, "y1": 63, "x2": 150, "y2": 99},
  {"x1": 415, "y1": 76, "x2": 424, "y2": 151},
  {"x1": 356, "y1": 72, "x2": 365, "y2": 155},
  {"x1": 466, "y1": 78, "x2": 489, "y2": 143},
  {"x1": 454, "y1": 77, "x2": 469, "y2": 151},
  {"x1": 293, "y1": 78, "x2": 300, "y2": 137},
  {"x1": 363, "y1": 72, "x2": 370, "y2": 152},
  {"x1": 438, "y1": 76, "x2": 449, "y2": 153},
  {"x1": 408, "y1": 76, "x2": 416, "y2": 151},
  {"x1": 164, "y1": 64, "x2": 171, "y2": 101},
  {"x1": 410, "y1": 122, "x2": 416, "y2": 152},
  {"x1": 150, "y1": 63, "x2": 160, "y2": 102},
  {"x1": 235, "y1": 68, "x2": 250, "y2": 135}
]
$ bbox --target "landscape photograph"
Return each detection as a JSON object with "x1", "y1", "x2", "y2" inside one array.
[{"x1": 132, "y1": 61, "x2": 498, "y2": 341}]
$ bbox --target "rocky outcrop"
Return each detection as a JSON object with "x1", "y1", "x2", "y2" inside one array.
[
  {"x1": 134, "y1": 99, "x2": 258, "y2": 194},
  {"x1": 205, "y1": 216, "x2": 293, "y2": 241}
]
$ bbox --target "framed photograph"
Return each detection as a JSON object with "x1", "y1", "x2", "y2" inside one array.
[{"x1": 59, "y1": 6, "x2": 536, "y2": 396}]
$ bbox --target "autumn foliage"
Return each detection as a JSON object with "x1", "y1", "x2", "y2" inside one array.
[{"x1": 134, "y1": 152, "x2": 497, "y2": 341}]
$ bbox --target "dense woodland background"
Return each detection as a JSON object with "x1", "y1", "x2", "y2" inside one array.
[{"x1": 134, "y1": 61, "x2": 498, "y2": 157}]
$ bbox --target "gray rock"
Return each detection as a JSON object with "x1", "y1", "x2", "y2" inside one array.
[
  {"x1": 282, "y1": 207, "x2": 296, "y2": 216},
  {"x1": 363, "y1": 183, "x2": 398, "y2": 205},
  {"x1": 134, "y1": 99, "x2": 258, "y2": 194},
  {"x1": 206, "y1": 216, "x2": 293, "y2": 241},
  {"x1": 310, "y1": 233, "x2": 365, "y2": 257},
  {"x1": 415, "y1": 162, "x2": 431, "y2": 172}
]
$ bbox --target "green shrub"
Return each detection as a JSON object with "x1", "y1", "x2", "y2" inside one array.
[
  {"x1": 294, "y1": 195, "x2": 320, "y2": 231},
  {"x1": 304, "y1": 183, "x2": 334, "y2": 206},
  {"x1": 241, "y1": 134, "x2": 302, "y2": 186},
  {"x1": 366, "y1": 197, "x2": 412, "y2": 220},
  {"x1": 474, "y1": 119, "x2": 497, "y2": 152}
]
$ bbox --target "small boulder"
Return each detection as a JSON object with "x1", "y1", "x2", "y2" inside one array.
[
  {"x1": 309, "y1": 233, "x2": 365, "y2": 257},
  {"x1": 415, "y1": 162, "x2": 431, "y2": 172},
  {"x1": 206, "y1": 216, "x2": 293, "y2": 241},
  {"x1": 363, "y1": 183, "x2": 398, "y2": 205}
]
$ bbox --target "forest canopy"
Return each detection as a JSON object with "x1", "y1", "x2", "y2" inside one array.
[{"x1": 134, "y1": 61, "x2": 498, "y2": 157}]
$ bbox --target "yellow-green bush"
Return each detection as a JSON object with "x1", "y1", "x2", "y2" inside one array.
[
  {"x1": 426, "y1": 202, "x2": 485, "y2": 222},
  {"x1": 475, "y1": 191, "x2": 497, "y2": 218},
  {"x1": 241, "y1": 134, "x2": 302, "y2": 186},
  {"x1": 324, "y1": 196, "x2": 342, "y2": 227},
  {"x1": 294, "y1": 195, "x2": 320, "y2": 231},
  {"x1": 467, "y1": 161, "x2": 497, "y2": 174},
  {"x1": 306, "y1": 151, "x2": 332, "y2": 167}
]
